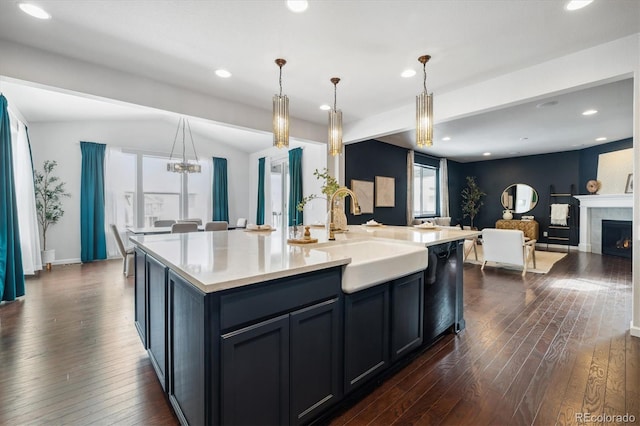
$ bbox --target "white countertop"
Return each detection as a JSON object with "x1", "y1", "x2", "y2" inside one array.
[{"x1": 130, "y1": 225, "x2": 480, "y2": 294}]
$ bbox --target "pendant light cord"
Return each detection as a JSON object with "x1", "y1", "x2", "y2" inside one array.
[
  {"x1": 333, "y1": 82, "x2": 337, "y2": 110},
  {"x1": 423, "y1": 61, "x2": 427, "y2": 93},
  {"x1": 279, "y1": 65, "x2": 283, "y2": 97}
]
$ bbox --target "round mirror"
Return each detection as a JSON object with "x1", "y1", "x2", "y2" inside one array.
[{"x1": 501, "y1": 183, "x2": 538, "y2": 214}]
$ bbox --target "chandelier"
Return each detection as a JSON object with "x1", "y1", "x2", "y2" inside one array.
[
  {"x1": 167, "y1": 117, "x2": 201, "y2": 173},
  {"x1": 273, "y1": 58, "x2": 289, "y2": 148},
  {"x1": 416, "y1": 54, "x2": 433, "y2": 148},
  {"x1": 328, "y1": 77, "x2": 343, "y2": 156}
]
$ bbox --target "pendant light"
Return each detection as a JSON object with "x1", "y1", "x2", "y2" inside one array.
[
  {"x1": 416, "y1": 55, "x2": 433, "y2": 148},
  {"x1": 167, "y1": 117, "x2": 201, "y2": 173},
  {"x1": 273, "y1": 58, "x2": 289, "y2": 148},
  {"x1": 328, "y1": 77, "x2": 343, "y2": 156}
]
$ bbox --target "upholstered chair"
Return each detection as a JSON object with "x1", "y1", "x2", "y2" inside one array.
[
  {"x1": 481, "y1": 228, "x2": 537, "y2": 276},
  {"x1": 171, "y1": 222, "x2": 199, "y2": 233},
  {"x1": 205, "y1": 221, "x2": 229, "y2": 231}
]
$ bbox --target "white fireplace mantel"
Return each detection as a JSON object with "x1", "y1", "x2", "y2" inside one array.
[{"x1": 574, "y1": 194, "x2": 633, "y2": 252}]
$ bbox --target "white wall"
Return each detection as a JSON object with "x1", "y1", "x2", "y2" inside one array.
[{"x1": 28, "y1": 118, "x2": 250, "y2": 263}]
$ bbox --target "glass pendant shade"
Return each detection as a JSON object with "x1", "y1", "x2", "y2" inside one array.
[
  {"x1": 328, "y1": 108, "x2": 343, "y2": 156},
  {"x1": 273, "y1": 58, "x2": 289, "y2": 148},
  {"x1": 328, "y1": 77, "x2": 343, "y2": 156},
  {"x1": 416, "y1": 54, "x2": 433, "y2": 148},
  {"x1": 416, "y1": 91, "x2": 433, "y2": 147},
  {"x1": 273, "y1": 93, "x2": 289, "y2": 148},
  {"x1": 167, "y1": 117, "x2": 201, "y2": 173}
]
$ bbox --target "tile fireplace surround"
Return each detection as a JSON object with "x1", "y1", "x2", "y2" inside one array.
[{"x1": 574, "y1": 194, "x2": 633, "y2": 254}]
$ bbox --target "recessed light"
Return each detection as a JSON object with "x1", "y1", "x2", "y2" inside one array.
[
  {"x1": 483, "y1": 152, "x2": 491, "y2": 156},
  {"x1": 18, "y1": 3, "x2": 51, "y2": 19},
  {"x1": 595, "y1": 137, "x2": 607, "y2": 141},
  {"x1": 442, "y1": 136, "x2": 451, "y2": 141},
  {"x1": 319, "y1": 104, "x2": 331, "y2": 111},
  {"x1": 565, "y1": 0, "x2": 594, "y2": 11},
  {"x1": 520, "y1": 137, "x2": 529, "y2": 141},
  {"x1": 582, "y1": 109, "x2": 598, "y2": 116},
  {"x1": 287, "y1": 0, "x2": 308, "y2": 13},
  {"x1": 401, "y1": 69, "x2": 416, "y2": 78},
  {"x1": 215, "y1": 69, "x2": 232, "y2": 78}
]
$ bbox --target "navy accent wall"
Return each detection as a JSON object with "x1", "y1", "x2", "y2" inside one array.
[
  {"x1": 345, "y1": 140, "x2": 408, "y2": 225},
  {"x1": 447, "y1": 139, "x2": 632, "y2": 246},
  {"x1": 448, "y1": 151, "x2": 581, "y2": 244},
  {"x1": 578, "y1": 138, "x2": 633, "y2": 194}
]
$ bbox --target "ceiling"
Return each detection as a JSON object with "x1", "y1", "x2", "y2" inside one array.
[{"x1": 0, "y1": 0, "x2": 638, "y2": 160}]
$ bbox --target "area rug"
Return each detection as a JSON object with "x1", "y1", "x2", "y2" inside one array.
[{"x1": 464, "y1": 244, "x2": 567, "y2": 274}]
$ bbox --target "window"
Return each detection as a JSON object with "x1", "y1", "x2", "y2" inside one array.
[
  {"x1": 413, "y1": 154, "x2": 440, "y2": 218},
  {"x1": 106, "y1": 150, "x2": 211, "y2": 230}
]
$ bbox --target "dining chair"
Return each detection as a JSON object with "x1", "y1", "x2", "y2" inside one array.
[
  {"x1": 205, "y1": 221, "x2": 229, "y2": 231},
  {"x1": 171, "y1": 222, "x2": 199, "y2": 233},
  {"x1": 109, "y1": 224, "x2": 135, "y2": 277},
  {"x1": 178, "y1": 218, "x2": 203, "y2": 225},
  {"x1": 235, "y1": 218, "x2": 248, "y2": 229},
  {"x1": 154, "y1": 219, "x2": 176, "y2": 227},
  {"x1": 481, "y1": 228, "x2": 536, "y2": 276}
]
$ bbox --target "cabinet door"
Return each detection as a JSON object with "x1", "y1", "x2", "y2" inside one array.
[
  {"x1": 344, "y1": 284, "x2": 389, "y2": 394},
  {"x1": 134, "y1": 248, "x2": 147, "y2": 348},
  {"x1": 290, "y1": 298, "x2": 342, "y2": 425},
  {"x1": 168, "y1": 271, "x2": 207, "y2": 426},
  {"x1": 147, "y1": 255, "x2": 168, "y2": 391},
  {"x1": 391, "y1": 272, "x2": 424, "y2": 362},
  {"x1": 221, "y1": 315, "x2": 290, "y2": 426}
]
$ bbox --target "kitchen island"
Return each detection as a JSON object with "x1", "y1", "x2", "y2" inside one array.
[{"x1": 130, "y1": 225, "x2": 479, "y2": 425}]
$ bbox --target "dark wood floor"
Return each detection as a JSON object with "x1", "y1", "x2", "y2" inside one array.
[{"x1": 0, "y1": 250, "x2": 636, "y2": 425}]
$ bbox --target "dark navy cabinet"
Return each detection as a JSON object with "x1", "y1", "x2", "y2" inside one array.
[
  {"x1": 344, "y1": 284, "x2": 390, "y2": 393},
  {"x1": 221, "y1": 314, "x2": 291, "y2": 426},
  {"x1": 390, "y1": 272, "x2": 424, "y2": 362},
  {"x1": 344, "y1": 271, "x2": 425, "y2": 393},
  {"x1": 220, "y1": 269, "x2": 343, "y2": 426},
  {"x1": 134, "y1": 242, "x2": 463, "y2": 425},
  {"x1": 146, "y1": 255, "x2": 169, "y2": 392},
  {"x1": 133, "y1": 248, "x2": 147, "y2": 348}
]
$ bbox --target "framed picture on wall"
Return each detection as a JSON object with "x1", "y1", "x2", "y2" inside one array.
[
  {"x1": 375, "y1": 176, "x2": 395, "y2": 207},
  {"x1": 350, "y1": 179, "x2": 374, "y2": 214},
  {"x1": 625, "y1": 173, "x2": 633, "y2": 193}
]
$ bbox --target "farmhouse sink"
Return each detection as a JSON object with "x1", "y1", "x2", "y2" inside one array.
[{"x1": 312, "y1": 240, "x2": 428, "y2": 293}]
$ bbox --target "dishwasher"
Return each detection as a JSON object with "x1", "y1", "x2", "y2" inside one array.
[{"x1": 423, "y1": 240, "x2": 464, "y2": 346}]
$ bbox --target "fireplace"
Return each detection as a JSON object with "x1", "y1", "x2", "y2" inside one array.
[{"x1": 602, "y1": 220, "x2": 632, "y2": 258}]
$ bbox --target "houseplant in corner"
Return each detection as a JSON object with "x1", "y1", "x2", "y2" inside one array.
[
  {"x1": 461, "y1": 176, "x2": 485, "y2": 229},
  {"x1": 34, "y1": 160, "x2": 70, "y2": 270}
]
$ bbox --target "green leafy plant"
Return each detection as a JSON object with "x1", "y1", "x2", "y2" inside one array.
[
  {"x1": 297, "y1": 168, "x2": 342, "y2": 212},
  {"x1": 34, "y1": 160, "x2": 70, "y2": 250},
  {"x1": 461, "y1": 176, "x2": 485, "y2": 229}
]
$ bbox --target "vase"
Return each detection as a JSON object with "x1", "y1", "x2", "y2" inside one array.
[
  {"x1": 331, "y1": 198, "x2": 348, "y2": 231},
  {"x1": 502, "y1": 210, "x2": 513, "y2": 220},
  {"x1": 41, "y1": 249, "x2": 55, "y2": 271}
]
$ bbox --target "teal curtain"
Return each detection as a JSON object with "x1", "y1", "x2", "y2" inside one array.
[
  {"x1": 288, "y1": 148, "x2": 303, "y2": 226},
  {"x1": 212, "y1": 157, "x2": 229, "y2": 222},
  {"x1": 0, "y1": 95, "x2": 25, "y2": 301},
  {"x1": 256, "y1": 157, "x2": 265, "y2": 225},
  {"x1": 80, "y1": 141, "x2": 107, "y2": 262}
]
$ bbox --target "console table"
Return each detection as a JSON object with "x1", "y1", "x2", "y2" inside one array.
[{"x1": 495, "y1": 219, "x2": 539, "y2": 241}]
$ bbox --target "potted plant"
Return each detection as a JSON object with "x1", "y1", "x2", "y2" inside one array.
[
  {"x1": 297, "y1": 168, "x2": 346, "y2": 228},
  {"x1": 461, "y1": 176, "x2": 485, "y2": 229},
  {"x1": 34, "y1": 160, "x2": 70, "y2": 270}
]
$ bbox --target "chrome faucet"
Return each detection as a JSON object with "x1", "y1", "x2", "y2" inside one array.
[{"x1": 328, "y1": 187, "x2": 362, "y2": 240}]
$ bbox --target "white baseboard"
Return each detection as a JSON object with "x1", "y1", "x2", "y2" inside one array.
[
  {"x1": 631, "y1": 322, "x2": 640, "y2": 338},
  {"x1": 51, "y1": 258, "x2": 82, "y2": 265}
]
